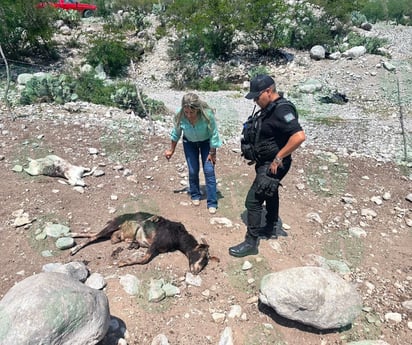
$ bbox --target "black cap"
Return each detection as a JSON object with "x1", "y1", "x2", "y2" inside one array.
[{"x1": 245, "y1": 75, "x2": 275, "y2": 99}]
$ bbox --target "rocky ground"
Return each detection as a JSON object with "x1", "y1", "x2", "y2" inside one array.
[{"x1": 0, "y1": 16, "x2": 411, "y2": 345}]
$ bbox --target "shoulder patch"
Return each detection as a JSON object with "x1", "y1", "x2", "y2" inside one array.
[{"x1": 284, "y1": 112, "x2": 296, "y2": 122}]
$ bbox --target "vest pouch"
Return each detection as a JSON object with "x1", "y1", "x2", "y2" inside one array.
[{"x1": 241, "y1": 139, "x2": 256, "y2": 161}]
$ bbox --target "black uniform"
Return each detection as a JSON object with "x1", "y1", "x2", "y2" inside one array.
[{"x1": 242, "y1": 96, "x2": 303, "y2": 239}]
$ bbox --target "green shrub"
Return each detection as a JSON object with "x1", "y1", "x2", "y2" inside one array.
[
  {"x1": 86, "y1": 37, "x2": 132, "y2": 77},
  {"x1": 19, "y1": 71, "x2": 165, "y2": 118},
  {"x1": 345, "y1": 32, "x2": 388, "y2": 55},
  {"x1": 20, "y1": 74, "x2": 78, "y2": 105},
  {"x1": 247, "y1": 66, "x2": 270, "y2": 79},
  {"x1": 195, "y1": 76, "x2": 230, "y2": 91},
  {"x1": 288, "y1": 13, "x2": 337, "y2": 50},
  {"x1": 165, "y1": 0, "x2": 236, "y2": 60},
  {"x1": 351, "y1": 11, "x2": 368, "y2": 27},
  {"x1": 75, "y1": 72, "x2": 115, "y2": 106},
  {"x1": 387, "y1": 0, "x2": 412, "y2": 25},
  {"x1": 360, "y1": 0, "x2": 387, "y2": 23},
  {"x1": 103, "y1": 9, "x2": 148, "y2": 33},
  {"x1": 308, "y1": 0, "x2": 368, "y2": 24},
  {"x1": 56, "y1": 8, "x2": 81, "y2": 28},
  {"x1": 0, "y1": 0, "x2": 58, "y2": 60},
  {"x1": 110, "y1": 81, "x2": 166, "y2": 117}
]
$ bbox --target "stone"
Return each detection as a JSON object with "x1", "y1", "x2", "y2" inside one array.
[
  {"x1": 0, "y1": 272, "x2": 110, "y2": 345},
  {"x1": 259, "y1": 267, "x2": 362, "y2": 329}
]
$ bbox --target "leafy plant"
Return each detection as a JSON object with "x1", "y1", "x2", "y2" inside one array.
[
  {"x1": 307, "y1": 0, "x2": 368, "y2": 23},
  {"x1": 248, "y1": 66, "x2": 270, "y2": 79},
  {"x1": 194, "y1": 76, "x2": 230, "y2": 91},
  {"x1": 165, "y1": 0, "x2": 236, "y2": 60},
  {"x1": 0, "y1": 0, "x2": 58, "y2": 60},
  {"x1": 55, "y1": 8, "x2": 81, "y2": 28},
  {"x1": 74, "y1": 71, "x2": 116, "y2": 106},
  {"x1": 345, "y1": 32, "x2": 388, "y2": 55},
  {"x1": 86, "y1": 36, "x2": 133, "y2": 77},
  {"x1": 20, "y1": 74, "x2": 78, "y2": 105}
]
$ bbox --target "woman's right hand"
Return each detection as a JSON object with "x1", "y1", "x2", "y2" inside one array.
[{"x1": 164, "y1": 149, "x2": 174, "y2": 160}]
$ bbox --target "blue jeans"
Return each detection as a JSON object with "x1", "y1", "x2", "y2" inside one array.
[
  {"x1": 245, "y1": 159, "x2": 291, "y2": 238},
  {"x1": 183, "y1": 137, "x2": 217, "y2": 208}
]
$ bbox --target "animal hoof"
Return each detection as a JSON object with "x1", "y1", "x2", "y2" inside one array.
[
  {"x1": 111, "y1": 247, "x2": 123, "y2": 259},
  {"x1": 118, "y1": 260, "x2": 128, "y2": 267}
]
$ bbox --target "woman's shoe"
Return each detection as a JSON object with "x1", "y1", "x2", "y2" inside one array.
[
  {"x1": 208, "y1": 207, "x2": 217, "y2": 214},
  {"x1": 192, "y1": 199, "x2": 200, "y2": 206}
]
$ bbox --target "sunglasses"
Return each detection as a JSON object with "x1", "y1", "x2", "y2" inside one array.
[
  {"x1": 183, "y1": 103, "x2": 199, "y2": 109},
  {"x1": 254, "y1": 88, "x2": 268, "y2": 101}
]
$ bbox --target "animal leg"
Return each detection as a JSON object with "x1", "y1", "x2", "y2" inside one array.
[
  {"x1": 127, "y1": 241, "x2": 141, "y2": 250},
  {"x1": 70, "y1": 230, "x2": 114, "y2": 255},
  {"x1": 70, "y1": 237, "x2": 98, "y2": 255},
  {"x1": 117, "y1": 248, "x2": 158, "y2": 267},
  {"x1": 110, "y1": 230, "x2": 124, "y2": 244}
]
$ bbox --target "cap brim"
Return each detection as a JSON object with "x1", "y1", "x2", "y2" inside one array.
[{"x1": 245, "y1": 92, "x2": 260, "y2": 99}]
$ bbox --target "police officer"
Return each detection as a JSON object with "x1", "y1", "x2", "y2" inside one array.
[{"x1": 229, "y1": 75, "x2": 306, "y2": 257}]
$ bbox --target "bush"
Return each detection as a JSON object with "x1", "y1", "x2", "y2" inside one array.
[
  {"x1": 308, "y1": 0, "x2": 368, "y2": 24},
  {"x1": 86, "y1": 37, "x2": 132, "y2": 77},
  {"x1": 288, "y1": 13, "x2": 337, "y2": 51},
  {"x1": 75, "y1": 72, "x2": 115, "y2": 106},
  {"x1": 19, "y1": 71, "x2": 165, "y2": 118},
  {"x1": 0, "y1": 0, "x2": 58, "y2": 60},
  {"x1": 165, "y1": 0, "x2": 236, "y2": 60},
  {"x1": 20, "y1": 74, "x2": 77, "y2": 105},
  {"x1": 195, "y1": 76, "x2": 230, "y2": 91},
  {"x1": 55, "y1": 9, "x2": 81, "y2": 28},
  {"x1": 344, "y1": 32, "x2": 388, "y2": 55}
]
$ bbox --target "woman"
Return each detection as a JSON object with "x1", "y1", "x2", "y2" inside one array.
[{"x1": 164, "y1": 93, "x2": 222, "y2": 214}]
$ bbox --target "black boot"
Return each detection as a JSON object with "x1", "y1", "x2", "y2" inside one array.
[
  {"x1": 258, "y1": 218, "x2": 287, "y2": 240},
  {"x1": 229, "y1": 235, "x2": 258, "y2": 257}
]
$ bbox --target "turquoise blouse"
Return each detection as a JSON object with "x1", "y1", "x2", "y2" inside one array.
[{"x1": 170, "y1": 108, "x2": 222, "y2": 149}]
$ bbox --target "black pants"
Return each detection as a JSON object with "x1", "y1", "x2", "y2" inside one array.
[{"x1": 245, "y1": 159, "x2": 291, "y2": 238}]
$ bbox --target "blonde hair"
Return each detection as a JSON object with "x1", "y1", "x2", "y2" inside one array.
[{"x1": 174, "y1": 93, "x2": 214, "y2": 131}]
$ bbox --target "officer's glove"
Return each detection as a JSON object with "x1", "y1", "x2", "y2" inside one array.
[{"x1": 255, "y1": 172, "x2": 280, "y2": 199}]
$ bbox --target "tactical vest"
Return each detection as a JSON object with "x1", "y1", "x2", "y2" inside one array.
[{"x1": 240, "y1": 97, "x2": 296, "y2": 164}]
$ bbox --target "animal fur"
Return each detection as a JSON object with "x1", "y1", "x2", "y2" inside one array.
[
  {"x1": 24, "y1": 155, "x2": 93, "y2": 186},
  {"x1": 70, "y1": 212, "x2": 213, "y2": 274}
]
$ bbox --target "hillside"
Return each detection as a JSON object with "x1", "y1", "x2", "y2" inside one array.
[{"x1": 0, "y1": 15, "x2": 411, "y2": 345}]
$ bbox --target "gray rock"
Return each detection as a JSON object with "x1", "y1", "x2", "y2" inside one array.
[
  {"x1": 42, "y1": 261, "x2": 90, "y2": 282},
  {"x1": 401, "y1": 299, "x2": 412, "y2": 312},
  {"x1": 119, "y1": 274, "x2": 140, "y2": 295},
  {"x1": 360, "y1": 22, "x2": 372, "y2": 31},
  {"x1": 44, "y1": 223, "x2": 71, "y2": 238},
  {"x1": 310, "y1": 45, "x2": 326, "y2": 60},
  {"x1": 259, "y1": 267, "x2": 362, "y2": 330},
  {"x1": 151, "y1": 334, "x2": 170, "y2": 345},
  {"x1": 328, "y1": 51, "x2": 341, "y2": 60},
  {"x1": 343, "y1": 46, "x2": 367, "y2": 58},
  {"x1": 218, "y1": 327, "x2": 234, "y2": 345},
  {"x1": 0, "y1": 272, "x2": 110, "y2": 345},
  {"x1": 17, "y1": 73, "x2": 35, "y2": 85},
  {"x1": 349, "y1": 226, "x2": 367, "y2": 238},
  {"x1": 162, "y1": 282, "x2": 180, "y2": 297},
  {"x1": 55, "y1": 236, "x2": 75, "y2": 249},
  {"x1": 298, "y1": 79, "x2": 323, "y2": 94},
  {"x1": 383, "y1": 61, "x2": 396, "y2": 71},
  {"x1": 85, "y1": 272, "x2": 107, "y2": 290}
]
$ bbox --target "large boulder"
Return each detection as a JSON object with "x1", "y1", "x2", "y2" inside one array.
[
  {"x1": 0, "y1": 272, "x2": 110, "y2": 345},
  {"x1": 259, "y1": 267, "x2": 362, "y2": 330}
]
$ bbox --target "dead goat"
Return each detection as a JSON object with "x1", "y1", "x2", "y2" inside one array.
[{"x1": 70, "y1": 212, "x2": 214, "y2": 274}]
